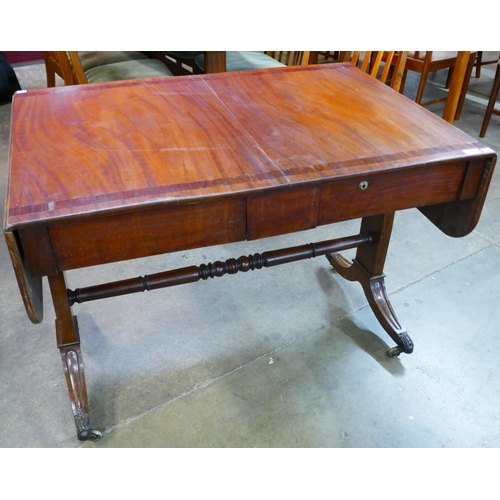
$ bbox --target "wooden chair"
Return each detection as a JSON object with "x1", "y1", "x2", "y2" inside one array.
[
  {"x1": 264, "y1": 51, "x2": 311, "y2": 66},
  {"x1": 479, "y1": 58, "x2": 500, "y2": 138},
  {"x1": 158, "y1": 51, "x2": 204, "y2": 75},
  {"x1": 141, "y1": 52, "x2": 204, "y2": 76},
  {"x1": 475, "y1": 51, "x2": 500, "y2": 78},
  {"x1": 338, "y1": 51, "x2": 408, "y2": 91},
  {"x1": 193, "y1": 51, "x2": 310, "y2": 73},
  {"x1": 43, "y1": 51, "x2": 150, "y2": 87},
  {"x1": 316, "y1": 51, "x2": 340, "y2": 63},
  {"x1": 307, "y1": 51, "x2": 340, "y2": 65},
  {"x1": 54, "y1": 51, "x2": 173, "y2": 85},
  {"x1": 399, "y1": 51, "x2": 477, "y2": 119},
  {"x1": 43, "y1": 51, "x2": 74, "y2": 87}
]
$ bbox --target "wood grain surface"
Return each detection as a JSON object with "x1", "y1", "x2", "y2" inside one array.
[
  {"x1": 5, "y1": 63, "x2": 494, "y2": 229},
  {"x1": 3, "y1": 62, "x2": 497, "y2": 325}
]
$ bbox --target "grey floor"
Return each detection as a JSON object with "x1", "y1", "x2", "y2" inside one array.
[{"x1": 1, "y1": 55, "x2": 499, "y2": 448}]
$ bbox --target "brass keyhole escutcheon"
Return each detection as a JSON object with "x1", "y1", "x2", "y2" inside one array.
[{"x1": 359, "y1": 180, "x2": 369, "y2": 191}]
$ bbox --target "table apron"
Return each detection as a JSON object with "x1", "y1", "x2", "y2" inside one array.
[{"x1": 16, "y1": 158, "x2": 478, "y2": 276}]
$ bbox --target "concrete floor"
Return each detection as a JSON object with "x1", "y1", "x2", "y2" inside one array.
[{"x1": 1, "y1": 55, "x2": 499, "y2": 448}]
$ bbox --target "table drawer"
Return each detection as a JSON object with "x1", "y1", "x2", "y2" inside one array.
[
  {"x1": 318, "y1": 161, "x2": 468, "y2": 225},
  {"x1": 247, "y1": 185, "x2": 320, "y2": 240},
  {"x1": 49, "y1": 197, "x2": 247, "y2": 271}
]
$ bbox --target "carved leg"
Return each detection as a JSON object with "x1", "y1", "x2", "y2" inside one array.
[
  {"x1": 59, "y1": 343, "x2": 101, "y2": 441},
  {"x1": 326, "y1": 213, "x2": 414, "y2": 357},
  {"x1": 48, "y1": 272, "x2": 101, "y2": 441}
]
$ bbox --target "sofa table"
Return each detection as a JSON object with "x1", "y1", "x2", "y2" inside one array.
[{"x1": 4, "y1": 63, "x2": 496, "y2": 441}]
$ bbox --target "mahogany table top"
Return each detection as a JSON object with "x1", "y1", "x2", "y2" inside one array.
[{"x1": 5, "y1": 63, "x2": 494, "y2": 230}]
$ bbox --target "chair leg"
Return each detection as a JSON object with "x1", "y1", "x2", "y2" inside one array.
[
  {"x1": 455, "y1": 54, "x2": 476, "y2": 120},
  {"x1": 476, "y1": 51, "x2": 483, "y2": 78},
  {"x1": 399, "y1": 69, "x2": 408, "y2": 94},
  {"x1": 445, "y1": 66, "x2": 454, "y2": 89},
  {"x1": 415, "y1": 68, "x2": 429, "y2": 104},
  {"x1": 479, "y1": 63, "x2": 500, "y2": 138},
  {"x1": 46, "y1": 69, "x2": 56, "y2": 88},
  {"x1": 43, "y1": 52, "x2": 57, "y2": 88}
]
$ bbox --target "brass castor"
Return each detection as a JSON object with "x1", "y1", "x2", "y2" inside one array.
[
  {"x1": 89, "y1": 429, "x2": 102, "y2": 442},
  {"x1": 387, "y1": 347, "x2": 402, "y2": 358}
]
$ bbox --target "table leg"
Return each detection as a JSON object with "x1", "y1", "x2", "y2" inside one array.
[
  {"x1": 326, "y1": 213, "x2": 414, "y2": 357},
  {"x1": 48, "y1": 272, "x2": 101, "y2": 441}
]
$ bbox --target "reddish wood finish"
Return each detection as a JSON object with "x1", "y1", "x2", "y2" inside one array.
[
  {"x1": 3, "y1": 231, "x2": 43, "y2": 322},
  {"x1": 5, "y1": 65, "x2": 494, "y2": 225},
  {"x1": 3, "y1": 63, "x2": 497, "y2": 440},
  {"x1": 67, "y1": 233, "x2": 371, "y2": 305},
  {"x1": 4, "y1": 63, "x2": 497, "y2": 320},
  {"x1": 49, "y1": 197, "x2": 247, "y2": 271},
  {"x1": 247, "y1": 186, "x2": 321, "y2": 239},
  {"x1": 327, "y1": 212, "x2": 413, "y2": 356}
]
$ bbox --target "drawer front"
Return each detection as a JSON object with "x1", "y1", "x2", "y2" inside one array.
[
  {"x1": 318, "y1": 162, "x2": 468, "y2": 225},
  {"x1": 49, "y1": 197, "x2": 247, "y2": 270},
  {"x1": 247, "y1": 185, "x2": 320, "y2": 240}
]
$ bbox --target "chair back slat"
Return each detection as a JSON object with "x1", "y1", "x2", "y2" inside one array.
[
  {"x1": 380, "y1": 52, "x2": 395, "y2": 83},
  {"x1": 43, "y1": 51, "x2": 75, "y2": 86},
  {"x1": 359, "y1": 51, "x2": 373, "y2": 73},
  {"x1": 369, "y1": 52, "x2": 384, "y2": 78},
  {"x1": 389, "y1": 51, "x2": 408, "y2": 91},
  {"x1": 351, "y1": 52, "x2": 361, "y2": 66},
  {"x1": 66, "y1": 52, "x2": 89, "y2": 84},
  {"x1": 47, "y1": 52, "x2": 89, "y2": 85},
  {"x1": 338, "y1": 51, "x2": 408, "y2": 91},
  {"x1": 265, "y1": 51, "x2": 311, "y2": 66}
]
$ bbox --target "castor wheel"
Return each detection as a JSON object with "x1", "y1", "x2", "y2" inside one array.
[
  {"x1": 387, "y1": 347, "x2": 402, "y2": 358},
  {"x1": 89, "y1": 429, "x2": 102, "y2": 442}
]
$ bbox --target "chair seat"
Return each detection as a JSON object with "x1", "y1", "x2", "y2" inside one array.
[
  {"x1": 85, "y1": 59, "x2": 173, "y2": 83},
  {"x1": 408, "y1": 51, "x2": 477, "y2": 62},
  {"x1": 408, "y1": 51, "x2": 458, "y2": 62},
  {"x1": 78, "y1": 51, "x2": 149, "y2": 71},
  {"x1": 195, "y1": 51, "x2": 286, "y2": 72}
]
